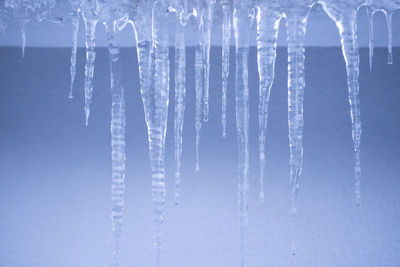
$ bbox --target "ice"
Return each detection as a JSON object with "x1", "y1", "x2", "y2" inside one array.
[
  {"x1": 1, "y1": 0, "x2": 400, "y2": 266},
  {"x1": 69, "y1": 8, "x2": 80, "y2": 99},
  {"x1": 256, "y1": 2, "x2": 282, "y2": 203},
  {"x1": 104, "y1": 20, "x2": 126, "y2": 267},
  {"x1": 320, "y1": 0, "x2": 363, "y2": 206},
  {"x1": 233, "y1": 1, "x2": 251, "y2": 266},
  {"x1": 221, "y1": 0, "x2": 231, "y2": 138}
]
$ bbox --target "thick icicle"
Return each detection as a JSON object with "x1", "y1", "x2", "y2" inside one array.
[
  {"x1": 174, "y1": 12, "x2": 186, "y2": 204},
  {"x1": 233, "y1": 1, "x2": 250, "y2": 266},
  {"x1": 105, "y1": 20, "x2": 126, "y2": 267},
  {"x1": 202, "y1": 1, "x2": 215, "y2": 122},
  {"x1": 138, "y1": 2, "x2": 170, "y2": 265},
  {"x1": 195, "y1": 42, "x2": 204, "y2": 173},
  {"x1": 69, "y1": 11, "x2": 80, "y2": 99},
  {"x1": 256, "y1": 6, "x2": 281, "y2": 203},
  {"x1": 83, "y1": 17, "x2": 97, "y2": 126},
  {"x1": 221, "y1": 0, "x2": 231, "y2": 138},
  {"x1": 285, "y1": 6, "x2": 310, "y2": 256},
  {"x1": 366, "y1": 7, "x2": 374, "y2": 72},
  {"x1": 386, "y1": 11, "x2": 393, "y2": 64}
]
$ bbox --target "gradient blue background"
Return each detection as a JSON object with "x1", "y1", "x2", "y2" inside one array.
[{"x1": 0, "y1": 6, "x2": 400, "y2": 267}]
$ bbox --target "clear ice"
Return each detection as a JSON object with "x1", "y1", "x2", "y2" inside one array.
[{"x1": 1, "y1": 0, "x2": 400, "y2": 266}]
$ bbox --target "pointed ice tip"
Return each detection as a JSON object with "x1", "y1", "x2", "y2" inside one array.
[
  {"x1": 85, "y1": 109, "x2": 90, "y2": 126},
  {"x1": 203, "y1": 116, "x2": 209, "y2": 122},
  {"x1": 195, "y1": 164, "x2": 199, "y2": 174},
  {"x1": 222, "y1": 131, "x2": 227, "y2": 138},
  {"x1": 68, "y1": 94, "x2": 74, "y2": 100},
  {"x1": 259, "y1": 192, "x2": 264, "y2": 203},
  {"x1": 388, "y1": 56, "x2": 393, "y2": 65}
]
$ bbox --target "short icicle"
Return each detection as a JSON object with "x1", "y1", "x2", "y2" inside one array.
[
  {"x1": 386, "y1": 11, "x2": 393, "y2": 65},
  {"x1": 256, "y1": 5, "x2": 281, "y2": 203},
  {"x1": 366, "y1": 7, "x2": 374, "y2": 72},
  {"x1": 233, "y1": 1, "x2": 250, "y2": 266},
  {"x1": 174, "y1": 9, "x2": 186, "y2": 204},
  {"x1": 285, "y1": 7, "x2": 310, "y2": 256},
  {"x1": 83, "y1": 17, "x2": 98, "y2": 126},
  {"x1": 221, "y1": 0, "x2": 231, "y2": 138},
  {"x1": 69, "y1": 10, "x2": 80, "y2": 99},
  {"x1": 20, "y1": 19, "x2": 28, "y2": 57},
  {"x1": 202, "y1": 0, "x2": 215, "y2": 122},
  {"x1": 105, "y1": 20, "x2": 126, "y2": 267}
]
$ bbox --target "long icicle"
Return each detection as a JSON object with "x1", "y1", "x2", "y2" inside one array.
[
  {"x1": 195, "y1": 35, "x2": 204, "y2": 173},
  {"x1": 233, "y1": 2, "x2": 250, "y2": 266},
  {"x1": 105, "y1": 20, "x2": 126, "y2": 267},
  {"x1": 221, "y1": 0, "x2": 231, "y2": 138},
  {"x1": 386, "y1": 11, "x2": 393, "y2": 65},
  {"x1": 174, "y1": 12, "x2": 186, "y2": 204},
  {"x1": 366, "y1": 7, "x2": 374, "y2": 72},
  {"x1": 69, "y1": 10, "x2": 80, "y2": 99},
  {"x1": 256, "y1": 7, "x2": 281, "y2": 203},
  {"x1": 143, "y1": 2, "x2": 170, "y2": 265},
  {"x1": 286, "y1": 9, "x2": 309, "y2": 256},
  {"x1": 337, "y1": 12, "x2": 362, "y2": 206},
  {"x1": 83, "y1": 18, "x2": 97, "y2": 126},
  {"x1": 202, "y1": 1, "x2": 215, "y2": 122}
]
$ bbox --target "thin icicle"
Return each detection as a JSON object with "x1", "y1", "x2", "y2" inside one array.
[
  {"x1": 20, "y1": 19, "x2": 27, "y2": 57},
  {"x1": 69, "y1": 11, "x2": 80, "y2": 99},
  {"x1": 195, "y1": 42, "x2": 203, "y2": 174},
  {"x1": 105, "y1": 20, "x2": 126, "y2": 267},
  {"x1": 83, "y1": 18, "x2": 97, "y2": 126},
  {"x1": 386, "y1": 11, "x2": 393, "y2": 65},
  {"x1": 338, "y1": 13, "x2": 362, "y2": 206},
  {"x1": 202, "y1": 1, "x2": 215, "y2": 122},
  {"x1": 366, "y1": 7, "x2": 374, "y2": 72},
  {"x1": 233, "y1": 2, "x2": 250, "y2": 266},
  {"x1": 286, "y1": 8, "x2": 310, "y2": 256},
  {"x1": 174, "y1": 14, "x2": 186, "y2": 204},
  {"x1": 221, "y1": 0, "x2": 231, "y2": 138},
  {"x1": 256, "y1": 6, "x2": 281, "y2": 203}
]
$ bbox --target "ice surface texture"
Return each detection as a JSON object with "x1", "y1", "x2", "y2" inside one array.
[{"x1": 1, "y1": 0, "x2": 400, "y2": 266}]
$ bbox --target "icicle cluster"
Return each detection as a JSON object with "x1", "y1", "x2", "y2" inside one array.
[{"x1": 1, "y1": 0, "x2": 399, "y2": 266}]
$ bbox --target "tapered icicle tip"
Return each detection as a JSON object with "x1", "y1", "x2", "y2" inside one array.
[
  {"x1": 85, "y1": 108, "x2": 90, "y2": 126},
  {"x1": 68, "y1": 88, "x2": 74, "y2": 99},
  {"x1": 259, "y1": 191, "x2": 264, "y2": 203},
  {"x1": 222, "y1": 129, "x2": 227, "y2": 138},
  {"x1": 195, "y1": 163, "x2": 199, "y2": 174}
]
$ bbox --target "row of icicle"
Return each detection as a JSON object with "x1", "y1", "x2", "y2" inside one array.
[{"x1": 1, "y1": 0, "x2": 399, "y2": 266}]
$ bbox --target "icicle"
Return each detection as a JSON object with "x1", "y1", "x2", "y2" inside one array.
[
  {"x1": 366, "y1": 7, "x2": 374, "y2": 72},
  {"x1": 386, "y1": 11, "x2": 393, "y2": 65},
  {"x1": 69, "y1": 11, "x2": 80, "y2": 99},
  {"x1": 174, "y1": 12, "x2": 186, "y2": 204},
  {"x1": 195, "y1": 42, "x2": 203, "y2": 174},
  {"x1": 256, "y1": 6, "x2": 281, "y2": 203},
  {"x1": 337, "y1": 13, "x2": 362, "y2": 206},
  {"x1": 286, "y1": 8, "x2": 310, "y2": 256},
  {"x1": 105, "y1": 20, "x2": 126, "y2": 267},
  {"x1": 136, "y1": 1, "x2": 170, "y2": 265},
  {"x1": 83, "y1": 18, "x2": 97, "y2": 126},
  {"x1": 221, "y1": 0, "x2": 231, "y2": 138},
  {"x1": 233, "y1": 2, "x2": 250, "y2": 266},
  {"x1": 320, "y1": 1, "x2": 363, "y2": 207},
  {"x1": 19, "y1": 19, "x2": 28, "y2": 57},
  {"x1": 202, "y1": 1, "x2": 215, "y2": 122}
]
